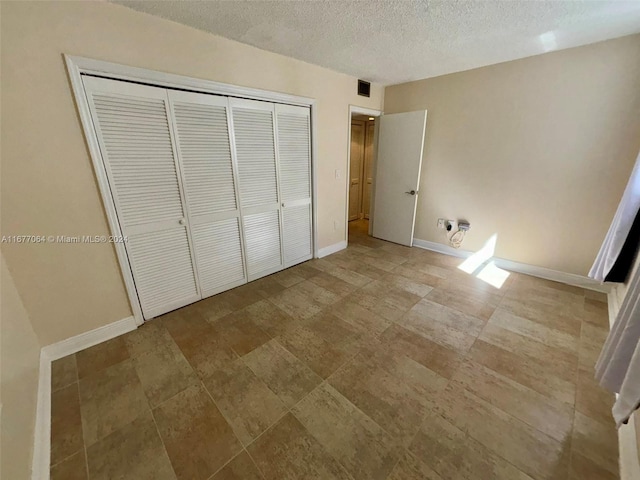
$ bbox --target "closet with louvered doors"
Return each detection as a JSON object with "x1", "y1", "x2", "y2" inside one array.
[{"x1": 82, "y1": 75, "x2": 313, "y2": 320}]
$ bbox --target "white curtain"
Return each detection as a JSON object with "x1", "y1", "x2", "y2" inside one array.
[
  {"x1": 589, "y1": 151, "x2": 640, "y2": 282},
  {"x1": 595, "y1": 259, "x2": 640, "y2": 427},
  {"x1": 592, "y1": 149, "x2": 640, "y2": 427}
]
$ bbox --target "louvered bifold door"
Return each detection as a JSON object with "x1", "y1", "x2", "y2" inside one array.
[
  {"x1": 275, "y1": 104, "x2": 313, "y2": 266},
  {"x1": 83, "y1": 76, "x2": 201, "y2": 319},
  {"x1": 167, "y1": 91, "x2": 247, "y2": 298},
  {"x1": 230, "y1": 99, "x2": 284, "y2": 281}
]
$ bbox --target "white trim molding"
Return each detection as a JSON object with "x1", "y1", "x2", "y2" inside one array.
[
  {"x1": 317, "y1": 240, "x2": 347, "y2": 258},
  {"x1": 31, "y1": 316, "x2": 137, "y2": 480},
  {"x1": 412, "y1": 238, "x2": 611, "y2": 293}
]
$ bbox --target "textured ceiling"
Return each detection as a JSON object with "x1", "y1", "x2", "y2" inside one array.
[{"x1": 113, "y1": 0, "x2": 640, "y2": 85}]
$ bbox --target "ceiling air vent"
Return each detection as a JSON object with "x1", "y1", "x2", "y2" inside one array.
[{"x1": 358, "y1": 80, "x2": 371, "y2": 98}]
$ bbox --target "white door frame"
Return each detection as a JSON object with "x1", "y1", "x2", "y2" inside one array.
[
  {"x1": 345, "y1": 105, "x2": 383, "y2": 245},
  {"x1": 65, "y1": 55, "x2": 319, "y2": 326}
]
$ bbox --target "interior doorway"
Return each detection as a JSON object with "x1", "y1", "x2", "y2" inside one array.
[{"x1": 346, "y1": 106, "x2": 381, "y2": 243}]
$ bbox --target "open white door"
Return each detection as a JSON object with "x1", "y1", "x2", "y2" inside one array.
[{"x1": 372, "y1": 110, "x2": 427, "y2": 246}]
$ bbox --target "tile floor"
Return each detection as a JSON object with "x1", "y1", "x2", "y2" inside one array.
[{"x1": 50, "y1": 219, "x2": 619, "y2": 480}]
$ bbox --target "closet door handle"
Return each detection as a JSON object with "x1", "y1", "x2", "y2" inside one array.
[
  {"x1": 405, "y1": 190, "x2": 416, "y2": 196},
  {"x1": 179, "y1": 218, "x2": 186, "y2": 225}
]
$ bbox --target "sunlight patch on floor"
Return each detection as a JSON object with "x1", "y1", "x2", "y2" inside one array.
[{"x1": 457, "y1": 234, "x2": 510, "y2": 288}]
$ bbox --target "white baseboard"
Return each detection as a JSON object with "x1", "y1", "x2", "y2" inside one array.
[
  {"x1": 42, "y1": 316, "x2": 137, "y2": 361},
  {"x1": 31, "y1": 316, "x2": 138, "y2": 480},
  {"x1": 317, "y1": 240, "x2": 347, "y2": 258},
  {"x1": 412, "y1": 238, "x2": 610, "y2": 293}
]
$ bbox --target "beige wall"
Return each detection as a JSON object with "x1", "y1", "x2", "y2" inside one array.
[
  {"x1": 384, "y1": 34, "x2": 640, "y2": 276},
  {"x1": 1, "y1": 253, "x2": 41, "y2": 480},
  {"x1": 0, "y1": 1, "x2": 383, "y2": 345}
]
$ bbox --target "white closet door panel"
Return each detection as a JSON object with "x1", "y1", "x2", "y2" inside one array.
[
  {"x1": 87, "y1": 86, "x2": 185, "y2": 229},
  {"x1": 192, "y1": 218, "x2": 245, "y2": 295},
  {"x1": 275, "y1": 104, "x2": 313, "y2": 267},
  {"x1": 231, "y1": 100, "x2": 278, "y2": 208},
  {"x1": 128, "y1": 228, "x2": 199, "y2": 317},
  {"x1": 243, "y1": 210, "x2": 282, "y2": 278},
  {"x1": 170, "y1": 93, "x2": 238, "y2": 216},
  {"x1": 276, "y1": 106, "x2": 311, "y2": 203},
  {"x1": 283, "y1": 204, "x2": 313, "y2": 265},
  {"x1": 83, "y1": 76, "x2": 200, "y2": 319},
  {"x1": 168, "y1": 90, "x2": 248, "y2": 298}
]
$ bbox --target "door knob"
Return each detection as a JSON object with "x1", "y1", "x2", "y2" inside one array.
[
  {"x1": 405, "y1": 190, "x2": 416, "y2": 196},
  {"x1": 179, "y1": 218, "x2": 186, "y2": 225}
]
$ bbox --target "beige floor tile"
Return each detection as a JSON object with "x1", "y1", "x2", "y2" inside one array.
[
  {"x1": 75, "y1": 336, "x2": 130, "y2": 379},
  {"x1": 131, "y1": 341, "x2": 199, "y2": 407},
  {"x1": 86, "y1": 412, "x2": 176, "y2": 480},
  {"x1": 499, "y1": 295, "x2": 583, "y2": 338},
  {"x1": 51, "y1": 354, "x2": 78, "y2": 392},
  {"x1": 195, "y1": 295, "x2": 236, "y2": 322},
  {"x1": 469, "y1": 339, "x2": 576, "y2": 405},
  {"x1": 569, "y1": 451, "x2": 618, "y2": 480},
  {"x1": 381, "y1": 272, "x2": 434, "y2": 297},
  {"x1": 50, "y1": 383, "x2": 84, "y2": 465},
  {"x1": 243, "y1": 339, "x2": 322, "y2": 407},
  {"x1": 213, "y1": 311, "x2": 272, "y2": 356},
  {"x1": 203, "y1": 360, "x2": 287, "y2": 445},
  {"x1": 247, "y1": 413, "x2": 352, "y2": 480},
  {"x1": 410, "y1": 413, "x2": 534, "y2": 480},
  {"x1": 219, "y1": 283, "x2": 267, "y2": 311},
  {"x1": 122, "y1": 320, "x2": 176, "y2": 357},
  {"x1": 386, "y1": 452, "x2": 443, "y2": 480},
  {"x1": 392, "y1": 262, "x2": 449, "y2": 287},
  {"x1": 330, "y1": 299, "x2": 392, "y2": 336},
  {"x1": 396, "y1": 298, "x2": 484, "y2": 352},
  {"x1": 270, "y1": 268, "x2": 307, "y2": 288},
  {"x1": 436, "y1": 384, "x2": 570, "y2": 480},
  {"x1": 164, "y1": 315, "x2": 238, "y2": 379},
  {"x1": 571, "y1": 412, "x2": 619, "y2": 477},
  {"x1": 488, "y1": 308, "x2": 579, "y2": 354},
  {"x1": 301, "y1": 310, "x2": 363, "y2": 348},
  {"x1": 153, "y1": 385, "x2": 243, "y2": 480},
  {"x1": 211, "y1": 451, "x2": 264, "y2": 480},
  {"x1": 575, "y1": 367, "x2": 615, "y2": 425},
  {"x1": 425, "y1": 281, "x2": 499, "y2": 321},
  {"x1": 238, "y1": 275, "x2": 287, "y2": 299},
  {"x1": 479, "y1": 322, "x2": 578, "y2": 375},
  {"x1": 277, "y1": 326, "x2": 352, "y2": 378},
  {"x1": 242, "y1": 299, "x2": 296, "y2": 337},
  {"x1": 79, "y1": 359, "x2": 149, "y2": 446},
  {"x1": 269, "y1": 286, "x2": 325, "y2": 320},
  {"x1": 578, "y1": 322, "x2": 609, "y2": 371},
  {"x1": 293, "y1": 383, "x2": 401, "y2": 480},
  {"x1": 308, "y1": 271, "x2": 359, "y2": 298},
  {"x1": 583, "y1": 297, "x2": 610, "y2": 327},
  {"x1": 323, "y1": 264, "x2": 372, "y2": 287},
  {"x1": 50, "y1": 449, "x2": 87, "y2": 480},
  {"x1": 377, "y1": 324, "x2": 464, "y2": 379},
  {"x1": 329, "y1": 351, "x2": 446, "y2": 445},
  {"x1": 451, "y1": 359, "x2": 574, "y2": 442}
]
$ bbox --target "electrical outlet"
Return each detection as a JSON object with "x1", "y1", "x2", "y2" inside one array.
[{"x1": 437, "y1": 218, "x2": 445, "y2": 229}]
